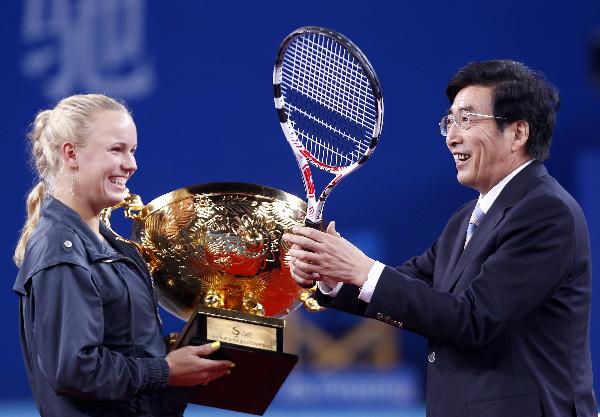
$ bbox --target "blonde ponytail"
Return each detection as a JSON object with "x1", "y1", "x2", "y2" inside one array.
[
  {"x1": 14, "y1": 182, "x2": 46, "y2": 266},
  {"x1": 14, "y1": 94, "x2": 131, "y2": 266}
]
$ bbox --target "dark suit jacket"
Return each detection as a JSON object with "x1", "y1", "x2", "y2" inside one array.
[{"x1": 320, "y1": 162, "x2": 597, "y2": 417}]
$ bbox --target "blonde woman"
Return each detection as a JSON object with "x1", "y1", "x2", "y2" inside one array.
[{"x1": 13, "y1": 94, "x2": 233, "y2": 417}]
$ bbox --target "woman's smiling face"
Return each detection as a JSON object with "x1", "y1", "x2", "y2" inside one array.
[{"x1": 74, "y1": 110, "x2": 138, "y2": 214}]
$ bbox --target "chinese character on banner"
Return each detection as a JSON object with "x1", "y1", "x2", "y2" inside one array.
[{"x1": 21, "y1": 0, "x2": 155, "y2": 99}]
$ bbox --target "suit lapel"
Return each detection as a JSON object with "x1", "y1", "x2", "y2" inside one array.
[
  {"x1": 438, "y1": 203, "x2": 474, "y2": 291},
  {"x1": 442, "y1": 203, "x2": 506, "y2": 292},
  {"x1": 441, "y1": 162, "x2": 548, "y2": 293}
]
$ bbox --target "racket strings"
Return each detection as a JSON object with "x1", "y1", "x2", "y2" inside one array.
[
  {"x1": 288, "y1": 97, "x2": 365, "y2": 168},
  {"x1": 294, "y1": 118, "x2": 360, "y2": 167},
  {"x1": 282, "y1": 36, "x2": 377, "y2": 130},
  {"x1": 286, "y1": 103, "x2": 365, "y2": 155},
  {"x1": 280, "y1": 32, "x2": 377, "y2": 168},
  {"x1": 287, "y1": 36, "x2": 376, "y2": 128},
  {"x1": 302, "y1": 34, "x2": 375, "y2": 123}
]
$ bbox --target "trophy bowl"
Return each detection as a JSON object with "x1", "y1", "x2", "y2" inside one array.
[
  {"x1": 101, "y1": 182, "x2": 321, "y2": 415},
  {"x1": 102, "y1": 182, "x2": 315, "y2": 322}
]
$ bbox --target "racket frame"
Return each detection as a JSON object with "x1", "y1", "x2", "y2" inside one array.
[{"x1": 273, "y1": 26, "x2": 384, "y2": 229}]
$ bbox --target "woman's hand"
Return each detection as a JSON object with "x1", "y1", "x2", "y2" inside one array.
[{"x1": 165, "y1": 341, "x2": 234, "y2": 386}]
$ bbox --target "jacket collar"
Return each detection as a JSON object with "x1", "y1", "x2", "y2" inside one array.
[
  {"x1": 14, "y1": 197, "x2": 109, "y2": 295},
  {"x1": 468, "y1": 161, "x2": 548, "y2": 238},
  {"x1": 42, "y1": 196, "x2": 106, "y2": 255},
  {"x1": 441, "y1": 161, "x2": 548, "y2": 292},
  {"x1": 486, "y1": 161, "x2": 548, "y2": 216},
  {"x1": 42, "y1": 198, "x2": 145, "y2": 267}
]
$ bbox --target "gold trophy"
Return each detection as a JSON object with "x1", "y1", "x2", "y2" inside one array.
[{"x1": 101, "y1": 182, "x2": 320, "y2": 415}]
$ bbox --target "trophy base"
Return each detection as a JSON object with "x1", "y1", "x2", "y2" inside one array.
[
  {"x1": 176, "y1": 306, "x2": 298, "y2": 415},
  {"x1": 189, "y1": 345, "x2": 297, "y2": 415}
]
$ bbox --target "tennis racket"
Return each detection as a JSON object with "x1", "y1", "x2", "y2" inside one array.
[{"x1": 273, "y1": 26, "x2": 384, "y2": 230}]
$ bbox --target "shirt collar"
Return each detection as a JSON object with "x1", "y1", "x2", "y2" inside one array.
[{"x1": 477, "y1": 159, "x2": 534, "y2": 214}]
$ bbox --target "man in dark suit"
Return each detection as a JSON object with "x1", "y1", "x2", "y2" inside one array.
[{"x1": 283, "y1": 60, "x2": 597, "y2": 417}]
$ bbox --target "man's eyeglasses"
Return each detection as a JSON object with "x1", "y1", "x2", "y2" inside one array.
[{"x1": 439, "y1": 110, "x2": 507, "y2": 137}]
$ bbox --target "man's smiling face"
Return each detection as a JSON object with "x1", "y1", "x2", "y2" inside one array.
[{"x1": 446, "y1": 85, "x2": 525, "y2": 194}]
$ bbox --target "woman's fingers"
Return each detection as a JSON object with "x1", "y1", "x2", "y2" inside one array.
[{"x1": 166, "y1": 342, "x2": 234, "y2": 386}]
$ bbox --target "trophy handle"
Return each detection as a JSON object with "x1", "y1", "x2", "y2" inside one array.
[
  {"x1": 299, "y1": 286, "x2": 325, "y2": 312},
  {"x1": 100, "y1": 190, "x2": 145, "y2": 252}
]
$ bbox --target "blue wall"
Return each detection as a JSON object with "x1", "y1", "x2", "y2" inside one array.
[{"x1": 2, "y1": 0, "x2": 599, "y2": 408}]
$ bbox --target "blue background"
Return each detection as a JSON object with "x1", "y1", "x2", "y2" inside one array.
[{"x1": 2, "y1": 1, "x2": 599, "y2": 415}]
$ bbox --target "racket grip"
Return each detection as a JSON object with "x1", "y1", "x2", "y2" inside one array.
[
  {"x1": 297, "y1": 219, "x2": 324, "y2": 288},
  {"x1": 304, "y1": 218, "x2": 324, "y2": 231}
]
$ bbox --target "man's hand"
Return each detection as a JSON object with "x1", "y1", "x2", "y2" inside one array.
[
  {"x1": 165, "y1": 342, "x2": 234, "y2": 386},
  {"x1": 283, "y1": 221, "x2": 375, "y2": 288}
]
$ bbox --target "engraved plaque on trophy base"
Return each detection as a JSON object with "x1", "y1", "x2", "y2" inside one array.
[{"x1": 176, "y1": 306, "x2": 298, "y2": 415}]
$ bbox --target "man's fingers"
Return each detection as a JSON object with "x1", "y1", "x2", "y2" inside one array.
[
  {"x1": 290, "y1": 259, "x2": 317, "y2": 286},
  {"x1": 326, "y1": 221, "x2": 337, "y2": 235},
  {"x1": 291, "y1": 256, "x2": 322, "y2": 276},
  {"x1": 290, "y1": 260, "x2": 317, "y2": 281},
  {"x1": 294, "y1": 258, "x2": 315, "y2": 273},
  {"x1": 293, "y1": 276, "x2": 315, "y2": 287},
  {"x1": 286, "y1": 226, "x2": 331, "y2": 242},
  {"x1": 290, "y1": 248, "x2": 320, "y2": 263},
  {"x1": 283, "y1": 233, "x2": 321, "y2": 251}
]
